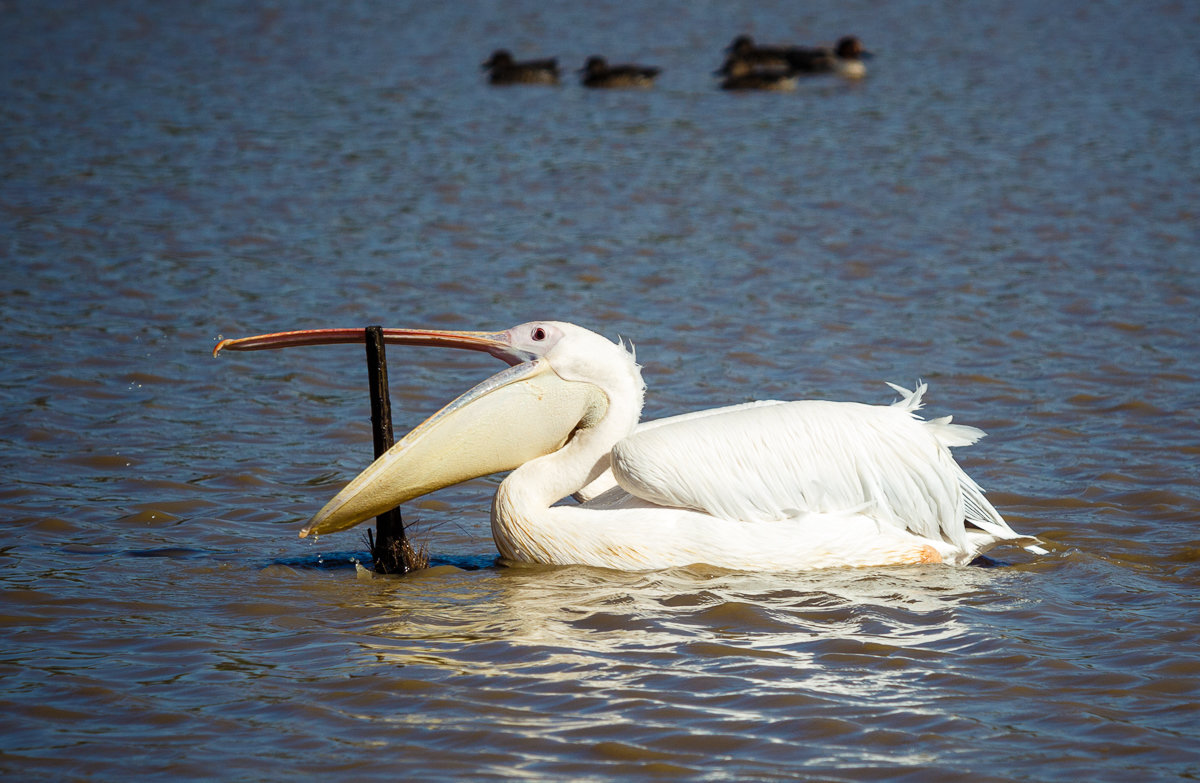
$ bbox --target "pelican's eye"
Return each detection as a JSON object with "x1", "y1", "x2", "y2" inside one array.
[{"x1": 532, "y1": 327, "x2": 547, "y2": 341}]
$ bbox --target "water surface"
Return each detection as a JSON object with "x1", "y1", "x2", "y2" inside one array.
[{"x1": 2, "y1": 1, "x2": 1199, "y2": 779}]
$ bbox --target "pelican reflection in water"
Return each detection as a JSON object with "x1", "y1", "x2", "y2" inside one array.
[{"x1": 214, "y1": 321, "x2": 1043, "y2": 571}]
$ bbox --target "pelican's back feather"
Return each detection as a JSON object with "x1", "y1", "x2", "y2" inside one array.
[{"x1": 610, "y1": 385, "x2": 1006, "y2": 549}]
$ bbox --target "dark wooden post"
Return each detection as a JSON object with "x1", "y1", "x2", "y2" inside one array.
[{"x1": 364, "y1": 325, "x2": 424, "y2": 574}]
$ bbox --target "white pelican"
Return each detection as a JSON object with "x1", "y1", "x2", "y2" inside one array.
[{"x1": 214, "y1": 321, "x2": 1043, "y2": 571}]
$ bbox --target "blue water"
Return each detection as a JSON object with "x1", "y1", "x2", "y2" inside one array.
[{"x1": 2, "y1": 1, "x2": 1199, "y2": 779}]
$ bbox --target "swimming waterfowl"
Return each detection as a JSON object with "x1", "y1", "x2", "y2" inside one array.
[
  {"x1": 720, "y1": 34, "x2": 796, "y2": 72},
  {"x1": 719, "y1": 34, "x2": 871, "y2": 80},
  {"x1": 214, "y1": 321, "x2": 1044, "y2": 571},
  {"x1": 579, "y1": 56, "x2": 661, "y2": 88},
  {"x1": 482, "y1": 49, "x2": 560, "y2": 85}
]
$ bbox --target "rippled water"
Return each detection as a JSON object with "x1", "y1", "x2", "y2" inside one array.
[{"x1": 3, "y1": 0, "x2": 1199, "y2": 779}]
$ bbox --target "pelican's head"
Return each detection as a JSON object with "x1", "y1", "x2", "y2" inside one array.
[
  {"x1": 214, "y1": 320, "x2": 642, "y2": 538},
  {"x1": 502, "y1": 321, "x2": 642, "y2": 398}
]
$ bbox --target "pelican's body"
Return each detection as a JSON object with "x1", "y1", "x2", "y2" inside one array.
[{"x1": 215, "y1": 321, "x2": 1042, "y2": 571}]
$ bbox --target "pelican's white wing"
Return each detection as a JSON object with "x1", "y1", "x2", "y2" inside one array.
[
  {"x1": 609, "y1": 384, "x2": 1012, "y2": 550},
  {"x1": 572, "y1": 400, "x2": 787, "y2": 501}
]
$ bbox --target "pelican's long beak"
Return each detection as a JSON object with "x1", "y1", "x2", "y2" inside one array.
[
  {"x1": 213, "y1": 327, "x2": 534, "y2": 366},
  {"x1": 299, "y1": 359, "x2": 608, "y2": 538}
]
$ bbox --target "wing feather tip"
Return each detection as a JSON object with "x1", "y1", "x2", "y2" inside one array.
[{"x1": 886, "y1": 380, "x2": 928, "y2": 411}]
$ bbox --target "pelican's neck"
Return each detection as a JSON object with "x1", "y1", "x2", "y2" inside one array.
[{"x1": 491, "y1": 368, "x2": 642, "y2": 563}]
